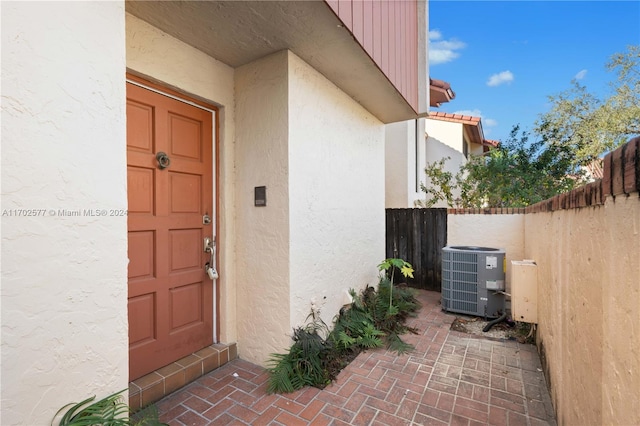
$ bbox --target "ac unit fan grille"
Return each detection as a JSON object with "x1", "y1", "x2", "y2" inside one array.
[{"x1": 442, "y1": 250, "x2": 480, "y2": 315}]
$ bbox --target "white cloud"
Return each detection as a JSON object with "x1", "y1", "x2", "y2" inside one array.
[
  {"x1": 452, "y1": 109, "x2": 498, "y2": 131},
  {"x1": 486, "y1": 70, "x2": 514, "y2": 87},
  {"x1": 484, "y1": 118, "x2": 498, "y2": 127},
  {"x1": 575, "y1": 69, "x2": 588, "y2": 80},
  {"x1": 453, "y1": 109, "x2": 482, "y2": 117},
  {"x1": 429, "y1": 29, "x2": 465, "y2": 65},
  {"x1": 428, "y1": 30, "x2": 442, "y2": 40}
]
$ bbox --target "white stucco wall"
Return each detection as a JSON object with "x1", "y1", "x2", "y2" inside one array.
[
  {"x1": 1, "y1": 2, "x2": 127, "y2": 425},
  {"x1": 234, "y1": 51, "x2": 292, "y2": 365},
  {"x1": 426, "y1": 118, "x2": 463, "y2": 153},
  {"x1": 125, "y1": 13, "x2": 237, "y2": 343},
  {"x1": 447, "y1": 214, "x2": 525, "y2": 293},
  {"x1": 288, "y1": 51, "x2": 385, "y2": 333},
  {"x1": 385, "y1": 121, "x2": 413, "y2": 208},
  {"x1": 385, "y1": 119, "x2": 426, "y2": 208},
  {"x1": 424, "y1": 124, "x2": 467, "y2": 208}
]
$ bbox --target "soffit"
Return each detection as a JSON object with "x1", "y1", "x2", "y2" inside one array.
[{"x1": 126, "y1": 0, "x2": 418, "y2": 123}]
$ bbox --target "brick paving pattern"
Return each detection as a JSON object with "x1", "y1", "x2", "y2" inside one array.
[{"x1": 155, "y1": 290, "x2": 556, "y2": 425}]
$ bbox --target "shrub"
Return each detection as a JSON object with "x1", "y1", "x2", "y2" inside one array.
[{"x1": 266, "y1": 263, "x2": 421, "y2": 394}]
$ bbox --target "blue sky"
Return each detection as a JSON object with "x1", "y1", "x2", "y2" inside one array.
[{"x1": 429, "y1": 1, "x2": 640, "y2": 142}]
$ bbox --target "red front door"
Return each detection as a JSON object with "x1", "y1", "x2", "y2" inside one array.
[{"x1": 126, "y1": 82, "x2": 214, "y2": 380}]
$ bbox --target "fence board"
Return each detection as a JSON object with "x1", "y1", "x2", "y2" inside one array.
[{"x1": 385, "y1": 208, "x2": 447, "y2": 291}]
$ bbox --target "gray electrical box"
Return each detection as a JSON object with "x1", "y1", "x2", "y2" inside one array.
[{"x1": 441, "y1": 246, "x2": 506, "y2": 318}]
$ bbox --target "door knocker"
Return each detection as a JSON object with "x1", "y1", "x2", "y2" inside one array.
[{"x1": 156, "y1": 152, "x2": 170, "y2": 169}]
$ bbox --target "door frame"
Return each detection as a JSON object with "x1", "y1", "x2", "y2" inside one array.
[{"x1": 126, "y1": 72, "x2": 221, "y2": 343}]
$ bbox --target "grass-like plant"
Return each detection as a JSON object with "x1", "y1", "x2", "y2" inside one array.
[{"x1": 52, "y1": 389, "x2": 167, "y2": 426}]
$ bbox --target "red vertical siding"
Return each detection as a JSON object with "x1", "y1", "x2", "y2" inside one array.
[
  {"x1": 381, "y1": 1, "x2": 389, "y2": 79},
  {"x1": 326, "y1": 0, "x2": 339, "y2": 15},
  {"x1": 337, "y1": 0, "x2": 352, "y2": 27},
  {"x1": 325, "y1": 0, "x2": 420, "y2": 112},
  {"x1": 352, "y1": 1, "x2": 364, "y2": 42},
  {"x1": 388, "y1": 0, "x2": 396, "y2": 84},
  {"x1": 372, "y1": 1, "x2": 382, "y2": 65},
  {"x1": 363, "y1": 1, "x2": 374, "y2": 54}
]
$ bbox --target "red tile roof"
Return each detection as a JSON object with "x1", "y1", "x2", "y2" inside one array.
[
  {"x1": 427, "y1": 112, "x2": 499, "y2": 151},
  {"x1": 429, "y1": 111, "x2": 480, "y2": 125},
  {"x1": 585, "y1": 159, "x2": 604, "y2": 179},
  {"x1": 429, "y1": 78, "x2": 455, "y2": 107}
]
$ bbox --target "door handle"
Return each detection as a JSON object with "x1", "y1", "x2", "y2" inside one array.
[
  {"x1": 204, "y1": 237, "x2": 214, "y2": 253},
  {"x1": 203, "y1": 237, "x2": 218, "y2": 280}
]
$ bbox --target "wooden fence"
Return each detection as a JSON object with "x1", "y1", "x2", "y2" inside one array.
[{"x1": 385, "y1": 208, "x2": 447, "y2": 291}]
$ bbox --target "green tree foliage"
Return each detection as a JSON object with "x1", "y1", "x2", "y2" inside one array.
[
  {"x1": 417, "y1": 157, "x2": 456, "y2": 208},
  {"x1": 535, "y1": 45, "x2": 640, "y2": 165},
  {"x1": 419, "y1": 46, "x2": 639, "y2": 208},
  {"x1": 419, "y1": 126, "x2": 581, "y2": 208}
]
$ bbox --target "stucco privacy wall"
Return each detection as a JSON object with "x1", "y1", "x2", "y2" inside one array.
[
  {"x1": 447, "y1": 213, "x2": 525, "y2": 294},
  {"x1": 288, "y1": 51, "x2": 385, "y2": 333},
  {"x1": 1, "y1": 2, "x2": 127, "y2": 425},
  {"x1": 234, "y1": 51, "x2": 291, "y2": 365},
  {"x1": 125, "y1": 13, "x2": 237, "y2": 343},
  {"x1": 524, "y1": 195, "x2": 640, "y2": 425}
]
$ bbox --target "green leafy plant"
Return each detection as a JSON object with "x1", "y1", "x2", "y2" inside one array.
[
  {"x1": 377, "y1": 258, "x2": 414, "y2": 310},
  {"x1": 266, "y1": 310, "x2": 332, "y2": 394},
  {"x1": 267, "y1": 259, "x2": 421, "y2": 393},
  {"x1": 53, "y1": 389, "x2": 166, "y2": 426},
  {"x1": 359, "y1": 279, "x2": 420, "y2": 354}
]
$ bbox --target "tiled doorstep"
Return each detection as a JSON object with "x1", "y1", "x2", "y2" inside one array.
[{"x1": 129, "y1": 343, "x2": 238, "y2": 411}]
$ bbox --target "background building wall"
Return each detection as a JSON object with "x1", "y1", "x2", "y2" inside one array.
[
  {"x1": 385, "y1": 121, "x2": 417, "y2": 208},
  {"x1": 424, "y1": 119, "x2": 466, "y2": 208},
  {"x1": 1, "y1": 2, "x2": 128, "y2": 424},
  {"x1": 288, "y1": 51, "x2": 385, "y2": 332}
]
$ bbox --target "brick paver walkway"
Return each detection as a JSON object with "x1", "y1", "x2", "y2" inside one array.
[{"x1": 156, "y1": 290, "x2": 556, "y2": 425}]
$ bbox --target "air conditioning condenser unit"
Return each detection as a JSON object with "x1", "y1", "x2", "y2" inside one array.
[{"x1": 441, "y1": 246, "x2": 506, "y2": 318}]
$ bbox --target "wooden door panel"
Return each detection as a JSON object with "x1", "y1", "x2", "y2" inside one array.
[
  {"x1": 169, "y1": 113, "x2": 203, "y2": 161},
  {"x1": 169, "y1": 173, "x2": 202, "y2": 213},
  {"x1": 128, "y1": 231, "x2": 155, "y2": 280},
  {"x1": 169, "y1": 282, "x2": 204, "y2": 330},
  {"x1": 128, "y1": 294, "x2": 156, "y2": 347},
  {"x1": 127, "y1": 82, "x2": 214, "y2": 380},
  {"x1": 126, "y1": 101, "x2": 154, "y2": 152},
  {"x1": 169, "y1": 228, "x2": 202, "y2": 271},
  {"x1": 127, "y1": 167, "x2": 155, "y2": 214}
]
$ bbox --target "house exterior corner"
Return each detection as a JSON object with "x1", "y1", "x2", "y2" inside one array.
[{"x1": 2, "y1": 0, "x2": 427, "y2": 421}]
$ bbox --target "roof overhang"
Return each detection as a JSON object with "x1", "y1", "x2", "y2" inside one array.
[
  {"x1": 429, "y1": 78, "x2": 455, "y2": 107},
  {"x1": 428, "y1": 112, "x2": 483, "y2": 143},
  {"x1": 482, "y1": 139, "x2": 500, "y2": 152},
  {"x1": 126, "y1": 1, "x2": 422, "y2": 123}
]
